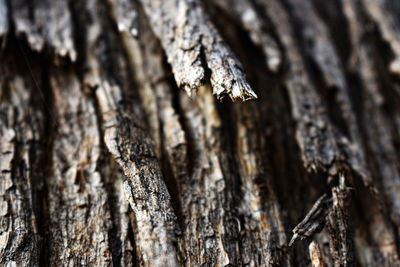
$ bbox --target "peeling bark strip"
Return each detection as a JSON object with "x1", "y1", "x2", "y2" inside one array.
[
  {"x1": 96, "y1": 83, "x2": 180, "y2": 266},
  {"x1": 137, "y1": 0, "x2": 257, "y2": 101}
]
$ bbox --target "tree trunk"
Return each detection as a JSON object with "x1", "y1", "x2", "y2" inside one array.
[{"x1": 1, "y1": 0, "x2": 400, "y2": 266}]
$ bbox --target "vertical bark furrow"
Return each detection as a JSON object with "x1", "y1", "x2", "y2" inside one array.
[
  {"x1": 254, "y1": 0, "x2": 351, "y2": 178},
  {"x1": 137, "y1": 0, "x2": 257, "y2": 101},
  {"x1": 101, "y1": 156, "x2": 137, "y2": 267},
  {"x1": 341, "y1": 0, "x2": 400, "y2": 264},
  {"x1": 174, "y1": 85, "x2": 244, "y2": 265},
  {"x1": 234, "y1": 102, "x2": 289, "y2": 266},
  {"x1": 47, "y1": 68, "x2": 112, "y2": 266},
  {"x1": 116, "y1": 27, "x2": 162, "y2": 157},
  {"x1": 284, "y1": 0, "x2": 371, "y2": 186},
  {"x1": 118, "y1": 3, "x2": 188, "y2": 187},
  {"x1": 0, "y1": 70, "x2": 42, "y2": 266},
  {"x1": 212, "y1": 0, "x2": 282, "y2": 73}
]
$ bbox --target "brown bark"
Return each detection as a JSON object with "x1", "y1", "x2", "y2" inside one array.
[{"x1": 1, "y1": 0, "x2": 400, "y2": 266}]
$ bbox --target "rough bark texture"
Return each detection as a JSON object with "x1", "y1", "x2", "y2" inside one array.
[{"x1": 2, "y1": 0, "x2": 400, "y2": 266}]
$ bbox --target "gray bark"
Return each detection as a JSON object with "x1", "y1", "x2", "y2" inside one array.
[{"x1": 1, "y1": 0, "x2": 400, "y2": 266}]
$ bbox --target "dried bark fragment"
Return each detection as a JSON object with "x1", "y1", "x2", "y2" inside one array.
[
  {"x1": 290, "y1": 175, "x2": 355, "y2": 266},
  {"x1": 116, "y1": 27, "x2": 162, "y2": 157},
  {"x1": 137, "y1": 0, "x2": 257, "y2": 101},
  {"x1": 47, "y1": 68, "x2": 113, "y2": 266},
  {"x1": 289, "y1": 194, "x2": 329, "y2": 246},
  {"x1": 212, "y1": 0, "x2": 282, "y2": 72},
  {"x1": 361, "y1": 0, "x2": 400, "y2": 76},
  {"x1": 9, "y1": 0, "x2": 76, "y2": 61},
  {"x1": 0, "y1": 71, "x2": 42, "y2": 266}
]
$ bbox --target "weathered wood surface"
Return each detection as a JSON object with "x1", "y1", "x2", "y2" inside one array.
[{"x1": 2, "y1": 0, "x2": 400, "y2": 266}]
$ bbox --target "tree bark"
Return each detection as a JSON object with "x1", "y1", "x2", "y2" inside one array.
[{"x1": 1, "y1": 0, "x2": 400, "y2": 266}]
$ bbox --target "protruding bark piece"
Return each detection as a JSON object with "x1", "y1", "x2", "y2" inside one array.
[
  {"x1": 290, "y1": 194, "x2": 328, "y2": 246},
  {"x1": 10, "y1": 0, "x2": 76, "y2": 61},
  {"x1": 290, "y1": 175, "x2": 355, "y2": 266},
  {"x1": 212, "y1": 0, "x2": 282, "y2": 72},
  {"x1": 138, "y1": 0, "x2": 257, "y2": 101}
]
